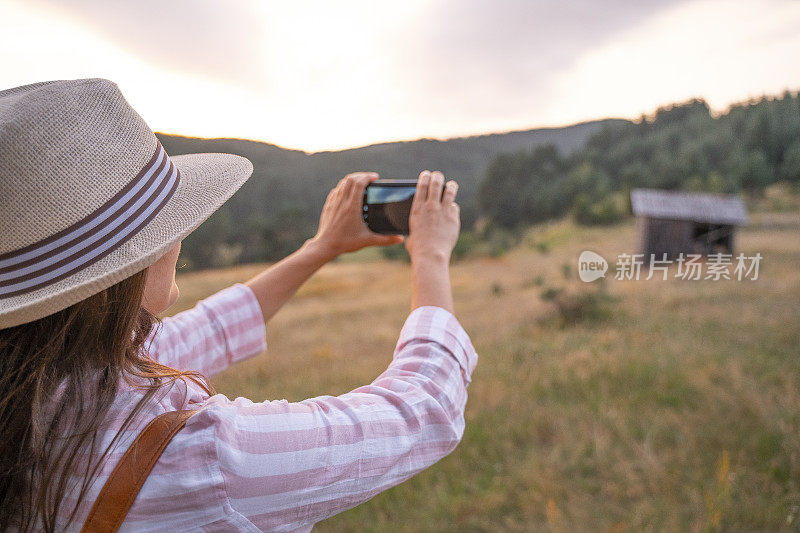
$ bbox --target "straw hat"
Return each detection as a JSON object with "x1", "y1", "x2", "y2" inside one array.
[{"x1": 0, "y1": 78, "x2": 254, "y2": 328}]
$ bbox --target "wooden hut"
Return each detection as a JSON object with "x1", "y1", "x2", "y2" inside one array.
[{"x1": 630, "y1": 188, "x2": 748, "y2": 259}]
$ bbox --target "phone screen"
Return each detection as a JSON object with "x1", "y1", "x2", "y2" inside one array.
[{"x1": 363, "y1": 180, "x2": 417, "y2": 235}]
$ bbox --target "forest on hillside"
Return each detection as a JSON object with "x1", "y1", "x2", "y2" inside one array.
[
  {"x1": 160, "y1": 120, "x2": 613, "y2": 268},
  {"x1": 481, "y1": 92, "x2": 800, "y2": 232},
  {"x1": 165, "y1": 91, "x2": 800, "y2": 269}
]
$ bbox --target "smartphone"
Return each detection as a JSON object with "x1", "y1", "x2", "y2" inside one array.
[{"x1": 362, "y1": 179, "x2": 418, "y2": 235}]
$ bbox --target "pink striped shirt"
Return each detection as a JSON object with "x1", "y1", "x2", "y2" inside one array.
[{"x1": 60, "y1": 283, "x2": 478, "y2": 532}]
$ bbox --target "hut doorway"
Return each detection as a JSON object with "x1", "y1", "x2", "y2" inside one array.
[{"x1": 691, "y1": 223, "x2": 734, "y2": 255}]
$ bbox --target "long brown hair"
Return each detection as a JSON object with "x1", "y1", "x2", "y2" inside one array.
[{"x1": 0, "y1": 268, "x2": 215, "y2": 532}]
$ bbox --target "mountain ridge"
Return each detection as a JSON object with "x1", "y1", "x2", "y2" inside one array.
[
  {"x1": 157, "y1": 118, "x2": 629, "y2": 156},
  {"x1": 155, "y1": 117, "x2": 628, "y2": 265}
]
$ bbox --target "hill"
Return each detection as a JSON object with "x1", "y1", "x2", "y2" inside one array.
[
  {"x1": 156, "y1": 119, "x2": 624, "y2": 266},
  {"x1": 480, "y1": 93, "x2": 800, "y2": 231},
  {"x1": 155, "y1": 89, "x2": 800, "y2": 270},
  {"x1": 157, "y1": 119, "x2": 620, "y2": 211}
]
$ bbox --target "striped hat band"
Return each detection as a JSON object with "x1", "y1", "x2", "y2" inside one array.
[{"x1": 0, "y1": 142, "x2": 180, "y2": 299}]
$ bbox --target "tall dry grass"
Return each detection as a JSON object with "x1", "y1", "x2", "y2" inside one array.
[{"x1": 168, "y1": 215, "x2": 800, "y2": 531}]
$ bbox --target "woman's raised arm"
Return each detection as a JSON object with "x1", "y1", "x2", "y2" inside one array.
[
  {"x1": 245, "y1": 171, "x2": 403, "y2": 323},
  {"x1": 204, "y1": 303, "x2": 478, "y2": 531},
  {"x1": 243, "y1": 236, "x2": 335, "y2": 324}
]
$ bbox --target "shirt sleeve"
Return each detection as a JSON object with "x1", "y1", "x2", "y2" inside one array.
[
  {"x1": 145, "y1": 283, "x2": 268, "y2": 377},
  {"x1": 203, "y1": 305, "x2": 478, "y2": 532}
]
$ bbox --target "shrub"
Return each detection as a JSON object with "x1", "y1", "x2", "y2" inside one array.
[
  {"x1": 560, "y1": 263, "x2": 572, "y2": 280},
  {"x1": 573, "y1": 193, "x2": 626, "y2": 226},
  {"x1": 540, "y1": 286, "x2": 562, "y2": 301},
  {"x1": 486, "y1": 226, "x2": 518, "y2": 257},
  {"x1": 551, "y1": 287, "x2": 616, "y2": 327},
  {"x1": 532, "y1": 240, "x2": 551, "y2": 254},
  {"x1": 522, "y1": 275, "x2": 546, "y2": 288}
]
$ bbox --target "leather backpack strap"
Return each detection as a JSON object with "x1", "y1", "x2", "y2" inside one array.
[{"x1": 80, "y1": 409, "x2": 199, "y2": 533}]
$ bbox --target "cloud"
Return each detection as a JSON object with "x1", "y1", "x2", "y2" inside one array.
[
  {"x1": 382, "y1": 0, "x2": 686, "y2": 124},
  {"x1": 2, "y1": 0, "x2": 797, "y2": 151},
  {"x1": 546, "y1": 0, "x2": 800, "y2": 126},
  {"x1": 29, "y1": 0, "x2": 683, "y2": 118},
  {"x1": 30, "y1": 0, "x2": 271, "y2": 88}
]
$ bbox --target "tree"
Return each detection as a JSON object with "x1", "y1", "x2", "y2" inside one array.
[
  {"x1": 739, "y1": 149, "x2": 773, "y2": 192},
  {"x1": 181, "y1": 208, "x2": 233, "y2": 269},
  {"x1": 262, "y1": 207, "x2": 316, "y2": 261},
  {"x1": 779, "y1": 140, "x2": 800, "y2": 183}
]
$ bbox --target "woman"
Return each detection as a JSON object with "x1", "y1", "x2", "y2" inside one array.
[{"x1": 0, "y1": 79, "x2": 477, "y2": 532}]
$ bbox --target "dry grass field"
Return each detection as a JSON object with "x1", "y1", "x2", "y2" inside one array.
[{"x1": 168, "y1": 210, "x2": 800, "y2": 531}]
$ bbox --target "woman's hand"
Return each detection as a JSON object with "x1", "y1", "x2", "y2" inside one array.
[
  {"x1": 404, "y1": 170, "x2": 460, "y2": 263},
  {"x1": 310, "y1": 172, "x2": 404, "y2": 261}
]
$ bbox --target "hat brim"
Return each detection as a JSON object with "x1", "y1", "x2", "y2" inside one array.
[{"x1": 0, "y1": 152, "x2": 254, "y2": 329}]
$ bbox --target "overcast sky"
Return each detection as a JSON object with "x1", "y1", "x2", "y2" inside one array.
[{"x1": 2, "y1": 0, "x2": 799, "y2": 152}]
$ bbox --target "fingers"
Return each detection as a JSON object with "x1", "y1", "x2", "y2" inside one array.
[
  {"x1": 321, "y1": 190, "x2": 333, "y2": 212},
  {"x1": 329, "y1": 173, "x2": 378, "y2": 213},
  {"x1": 341, "y1": 175, "x2": 355, "y2": 199},
  {"x1": 331, "y1": 183, "x2": 343, "y2": 205},
  {"x1": 442, "y1": 179, "x2": 458, "y2": 204},
  {"x1": 339, "y1": 172, "x2": 378, "y2": 203},
  {"x1": 371, "y1": 233, "x2": 404, "y2": 246},
  {"x1": 327, "y1": 178, "x2": 345, "y2": 208},
  {"x1": 347, "y1": 172, "x2": 378, "y2": 203},
  {"x1": 415, "y1": 170, "x2": 431, "y2": 203},
  {"x1": 427, "y1": 171, "x2": 445, "y2": 204}
]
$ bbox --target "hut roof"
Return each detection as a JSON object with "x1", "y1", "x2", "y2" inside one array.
[{"x1": 630, "y1": 188, "x2": 748, "y2": 225}]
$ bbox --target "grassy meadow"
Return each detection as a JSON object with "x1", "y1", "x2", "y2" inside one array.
[{"x1": 168, "y1": 207, "x2": 800, "y2": 531}]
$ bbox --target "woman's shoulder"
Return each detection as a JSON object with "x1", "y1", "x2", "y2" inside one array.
[{"x1": 96, "y1": 385, "x2": 262, "y2": 531}]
